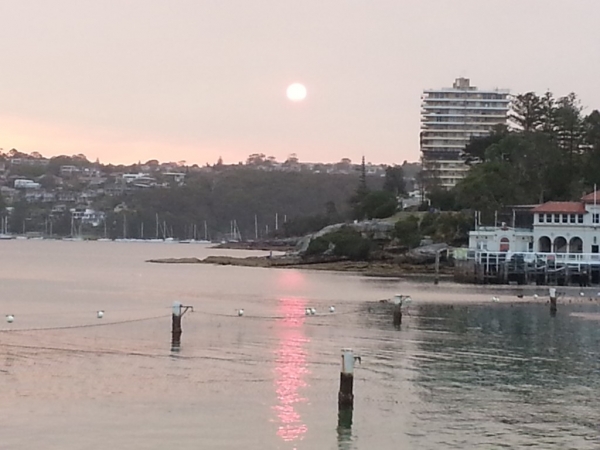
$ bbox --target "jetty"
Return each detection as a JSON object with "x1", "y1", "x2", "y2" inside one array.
[{"x1": 454, "y1": 250, "x2": 599, "y2": 286}]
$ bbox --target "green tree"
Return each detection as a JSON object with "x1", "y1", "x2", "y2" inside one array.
[
  {"x1": 361, "y1": 191, "x2": 397, "y2": 219},
  {"x1": 510, "y1": 92, "x2": 547, "y2": 131},
  {"x1": 350, "y1": 156, "x2": 370, "y2": 219},
  {"x1": 582, "y1": 110, "x2": 600, "y2": 187},
  {"x1": 462, "y1": 124, "x2": 508, "y2": 163},
  {"x1": 383, "y1": 165, "x2": 406, "y2": 196},
  {"x1": 394, "y1": 216, "x2": 421, "y2": 249},
  {"x1": 9, "y1": 199, "x2": 29, "y2": 234},
  {"x1": 427, "y1": 187, "x2": 457, "y2": 211},
  {"x1": 305, "y1": 227, "x2": 371, "y2": 261},
  {"x1": 455, "y1": 130, "x2": 579, "y2": 216}
]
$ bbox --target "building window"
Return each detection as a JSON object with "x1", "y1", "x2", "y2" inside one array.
[
  {"x1": 578, "y1": 214, "x2": 584, "y2": 224},
  {"x1": 562, "y1": 214, "x2": 568, "y2": 223},
  {"x1": 539, "y1": 214, "x2": 544, "y2": 223},
  {"x1": 570, "y1": 214, "x2": 576, "y2": 223},
  {"x1": 594, "y1": 213, "x2": 600, "y2": 224},
  {"x1": 554, "y1": 214, "x2": 560, "y2": 223},
  {"x1": 546, "y1": 214, "x2": 552, "y2": 223}
]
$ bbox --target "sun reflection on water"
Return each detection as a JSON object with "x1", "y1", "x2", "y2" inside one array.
[{"x1": 273, "y1": 297, "x2": 310, "y2": 442}]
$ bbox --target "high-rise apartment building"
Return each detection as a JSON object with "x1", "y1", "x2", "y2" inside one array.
[{"x1": 420, "y1": 78, "x2": 509, "y2": 189}]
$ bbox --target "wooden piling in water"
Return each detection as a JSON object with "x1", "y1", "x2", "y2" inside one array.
[
  {"x1": 434, "y1": 251, "x2": 440, "y2": 285},
  {"x1": 338, "y1": 349, "x2": 355, "y2": 411},
  {"x1": 393, "y1": 303, "x2": 402, "y2": 328},
  {"x1": 549, "y1": 287, "x2": 557, "y2": 316},
  {"x1": 171, "y1": 301, "x2": 182, "y2": 351}
]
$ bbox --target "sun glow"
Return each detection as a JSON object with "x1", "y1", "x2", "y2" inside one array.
[{"x1": 286, "y1": 83, "x2": 307, "y2": 102}]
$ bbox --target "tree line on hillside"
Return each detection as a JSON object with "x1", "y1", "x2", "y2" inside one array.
[
  {"x1": 3, "y1": 167, "x2": 398, "y2": 239},
  {"x1": 0, "y1": 146, "x2": 418, "y2": 239}
]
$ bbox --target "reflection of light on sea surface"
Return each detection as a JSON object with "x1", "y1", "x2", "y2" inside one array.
[
  {"x1": 276, "y1": 270, "x2": 305, "y2": 290},
  {"x1": 273, "y1": 297, "x2": 310, "y2": 442}
]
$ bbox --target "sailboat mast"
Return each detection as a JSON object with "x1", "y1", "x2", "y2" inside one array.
[
  {"x1": 204, "y1": 220, "x2": 208, "y2": 241},
  {"x1": 254, "y1": 214, "x2": 258, "y2": 240}
]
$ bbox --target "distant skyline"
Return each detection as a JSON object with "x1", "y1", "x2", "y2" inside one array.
[{"x1": 1, "y1": 0, "x2": 599, "y2": 166}]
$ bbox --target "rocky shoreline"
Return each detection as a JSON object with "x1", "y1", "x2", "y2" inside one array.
[
  {"x1": 211, "y1": 241, "x2": 298, "y2": 252},
  {"x1": 146, "y1": 254, "x2": 454, "y2": 278}
]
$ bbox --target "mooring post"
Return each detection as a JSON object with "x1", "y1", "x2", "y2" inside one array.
[
  {"x1": 338, "y1": 349, "x2": 356, "y2": 412},
  {"x1": 171, "y1": 301, "x2": 183, "y2": 351},
  {"x1": 434, "y1": 250, "x2": 440, "y2": 285},
  {"x1": 393, "y1": 303, "x2": 402, "y2": 328},
  {"x1": 549, "y1": 287, "x2": 557, "y2": 316}
]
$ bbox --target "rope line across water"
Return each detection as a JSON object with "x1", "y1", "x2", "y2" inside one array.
[
  {"x1": 0, "y1": 313, "x2": 171, "y2": 333},
  {"x1": 0, "y1": 305, "x2": 369, "y2": 334}
]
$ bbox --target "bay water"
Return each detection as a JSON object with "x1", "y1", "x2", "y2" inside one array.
[{"x1": 1, "y1": 240, "x2": 599, "y2": 449}]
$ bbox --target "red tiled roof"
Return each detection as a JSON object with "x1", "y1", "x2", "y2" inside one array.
[
  {"x1": 581, "y1": 191, "x2": 600, "y2": 203},
  {"x1": 531, "y1": 202, "x2": 586, "y2": 214}
]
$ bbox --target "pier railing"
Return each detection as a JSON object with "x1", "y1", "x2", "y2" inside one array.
[{"x1": 464, "y1": 250, "x2": 600, "y2": 266}]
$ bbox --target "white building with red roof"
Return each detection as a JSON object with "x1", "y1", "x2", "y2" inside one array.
[{"x1": 469, "y1": 191, "x2": 600, "y2": 258}]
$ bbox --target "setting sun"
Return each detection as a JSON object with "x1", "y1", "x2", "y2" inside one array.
[{"x1": 286, "y1": 83, "x2": 307, "y2": 102}]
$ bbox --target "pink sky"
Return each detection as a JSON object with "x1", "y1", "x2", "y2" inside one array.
[{"x1": 1, "y1": 0, "x2": 599, "y2": 166}]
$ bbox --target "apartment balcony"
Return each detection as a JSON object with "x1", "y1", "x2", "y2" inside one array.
[
  {"x1": 422, "y1": 96, "x2": 509, "y2": 103},
  {"x1": 421, "y1": 151, "x2": 463, "y2": 161},
  {"x1": 423, "y1": 88, "x2": 510, "y2": 95},
  {"x1": 422, "y1": 120, "x2": 505, "y2": 128},
  {"x1": 422, "y1": 104, "x2": 509, "y2": 111},
  {"x1": 422, "y1": 111, "x2": 507, "y2": 118},
  {"x1": 421, "y1": 135, "x2": 471, "y2": 141},
  {"x1": 421, "y1": 126, "x2": 497, "y2": 133},
  {"x1": 421, "y1": 144, "x2": 467, "y2": 150}
]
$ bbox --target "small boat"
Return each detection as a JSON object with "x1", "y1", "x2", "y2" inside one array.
[{"x1": 0, "y1": 234, "x2": 15, "y2": 240}]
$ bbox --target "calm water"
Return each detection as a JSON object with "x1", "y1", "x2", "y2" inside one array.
[{"x1": 1, "y1": 241, "x2": 599, "y2": 449}]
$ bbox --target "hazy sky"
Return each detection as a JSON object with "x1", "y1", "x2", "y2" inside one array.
[{"x1": 1, "y1": 0, "x2": 599, "y2": 166}]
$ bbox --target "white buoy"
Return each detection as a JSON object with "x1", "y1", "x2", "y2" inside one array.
[
  {"x1": 533, "y1": 294, "x2": 539, "y2": 299},
  {"x1": 492, "y1": 296, "x2": 500, "y2": 302},
  {"x1": 580, "y1": 292, "x2": 585, "y2": 297},
  {"x1": 305, "y1": 308, "x2": 311, "y2": 316},
  {"x1": 310, "y1": 308, "x2": 316, "y2": 315},
  {"x1": 237, "y1": 309, "x2": 244, "y2": 317},
  {"x1": 6, "y1": 315, "x2": 14, "y2": 323},
  {"x1": 97, "y1": 310, "x2": 104, "y2": 319},
  {"x1": 329, "y1": 306, "x2": 335, "y2": 313}
]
